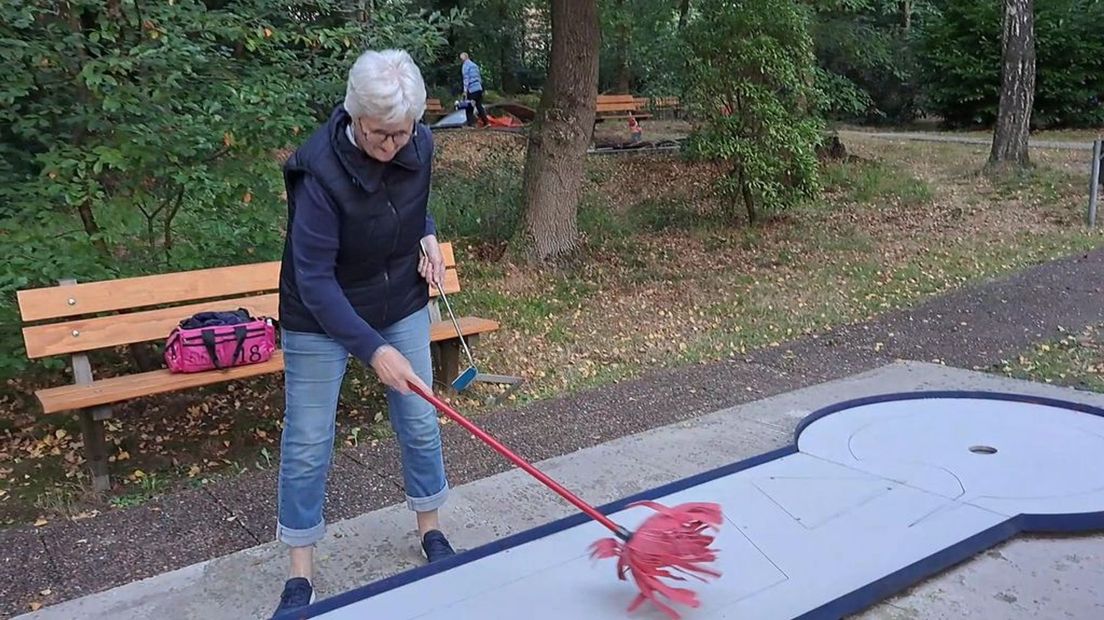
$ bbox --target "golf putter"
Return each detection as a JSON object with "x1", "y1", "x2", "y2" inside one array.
[{"x1": 420, "y1": 241, "x2": 480, "y2": 391}]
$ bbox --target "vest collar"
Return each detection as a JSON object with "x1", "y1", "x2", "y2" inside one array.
[{"x1": 328, "y1": 105, "x2": 425, "y2": 193}]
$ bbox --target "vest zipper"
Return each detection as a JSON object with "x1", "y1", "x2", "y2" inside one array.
[
  {"x1": 385, "y1": 199, "x2": 399, "y2": 320},
  {"x1": 385, "y1": 173, "x2": 399, "y2": 320}
]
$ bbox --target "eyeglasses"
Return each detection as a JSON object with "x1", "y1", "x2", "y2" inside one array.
[{"x1": 358, "y1": 120, "x2": 413, "y2": 145}]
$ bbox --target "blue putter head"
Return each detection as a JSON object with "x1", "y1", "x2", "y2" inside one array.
[{"x1": 451, "y1": 366, "x2": 478, "y2": 391}]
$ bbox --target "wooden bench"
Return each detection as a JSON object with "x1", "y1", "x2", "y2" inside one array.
[
  {"x1": 424, "y1": 98, "x2": 446, "y2": 121},
  {"x1": 16, "y1": 242, "x2": 499, "y2": 491},
  {"x1": 649, "y1": 96, "x2": 681, "y2": 117},
  {"x1": 594, "y1": 94, "x2": 651, "y2": 122},
  {"x1": 632, "y1": 96, "x2": 681, "y2": 118},
  {"x1": 653, "y1": 96, "x2": 680, "y2": 109}
]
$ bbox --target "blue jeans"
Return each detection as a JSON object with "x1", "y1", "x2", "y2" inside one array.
[{"x1": 276, "y1": 305, "x2": 449, "y2": 547}]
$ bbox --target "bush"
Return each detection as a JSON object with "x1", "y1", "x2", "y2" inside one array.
[
  {"x1": 811, "y1": 4, "x2": 922, "y2": 124},
  {"x1": 681, "y1": 0, "x2": 824, "y2": 224},
  {"x1": 429, "y1": 152, "x2": 524, "y2": 247},
  {"x1": 917, "y1": 0, "x2": 1104, "y2": 128}
]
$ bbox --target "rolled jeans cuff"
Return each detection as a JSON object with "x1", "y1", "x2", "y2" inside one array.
[
  {"x1": 277, "y1": 519, "x2": 326, "y2": 548},
  {"x1": 407, "y1": 481, "x2": 449, "y2": 512}
]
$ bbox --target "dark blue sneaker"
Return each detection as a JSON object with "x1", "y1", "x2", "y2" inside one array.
[
  {"x1": 421, "y1": 529, "x2": 456, "y2": 563},
  {"x1": 271, "y1": 577, "x2": 314, "y2": 619}
]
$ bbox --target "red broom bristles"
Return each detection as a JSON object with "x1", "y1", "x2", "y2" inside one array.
[
  {"x1": 590, "y1": 501, "x2": 724, "y2": 620},
  {"x1": 408, "y1": 385, "x2": 723, "y2": 618}
]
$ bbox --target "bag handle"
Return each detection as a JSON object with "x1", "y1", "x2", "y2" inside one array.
[
  {"x1": 231, "y1": 325, "x2": 248, "y2": 365},
  {"x1": 200, "y1": 326, "x2": 250, "y2": 370},
  {"x1": 201, "y1": 330, "x2": 223, "y2": 370}
]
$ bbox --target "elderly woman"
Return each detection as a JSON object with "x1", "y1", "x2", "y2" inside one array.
[{"x1": 272, "y1": 49, "x2": 453, "y2": 615}]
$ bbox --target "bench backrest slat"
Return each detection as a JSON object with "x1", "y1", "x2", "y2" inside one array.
[
  {"x1": 596, "y1": 95, "x2": 639, "y2": 111},
  {"x1": 18, "y1": 244, "x2": 456, "y2": 322},
  {"x1": 597, "y1": 95, "x2": 637, "y2": 104},
  {"x1": 25, "y1": 293, "x2": 278, "y2": 359},
  {"x1": 20, "y1": 243, "x2": 460, "y2": 358},
  {"x1": 17, "y1": 263, "x2": 280, "y2": 322}
]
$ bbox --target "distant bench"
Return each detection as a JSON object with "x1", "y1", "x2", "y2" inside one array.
[
  {"x1": 16, "y1": 242, "x2": 498, "y2": 491},
  {"x1": 595, "y1": 94, "x2": 651, "y2": 122},
  {"x1": 425, "y1": 98, "x2": 446, "y2": 122},
  {"x1": 635, "y1": 96, "x2": 680, "y2": 117}
]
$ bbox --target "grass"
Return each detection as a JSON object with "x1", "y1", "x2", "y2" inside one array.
[
  {"x1": 441, "y1": 131, "x2": 1102, "y2": 405},
  {"x1": 1, "y1": 129, "x2": 1102, "y2": 528},
  {"x1": 818, "y1": 157, "x2": 934, "y2": 207},
  {"x1": 994, "y1": 324, "x2": 1104, "y2": 393}
]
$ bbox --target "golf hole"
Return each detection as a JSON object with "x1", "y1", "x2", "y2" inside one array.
[{"x1": 969, "y1": 445, "x2": 998, "y2": 455}]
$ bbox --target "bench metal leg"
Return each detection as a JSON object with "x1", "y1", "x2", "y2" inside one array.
[
  {"x1": 432, "y1": 333, "x2": 481, "y2": 390},
  {"x1": 78, "y1": 408, "x2": 111, "y2": 492},
  {"x1": 64, "y1": 323, "x2": 114, "y2": 492},
  {"x1": 434, "y1": 341, "x2": 462, "y2": 393},
  {"x1": 432, "y1": 336, "x2": 525, "y2": 404}
]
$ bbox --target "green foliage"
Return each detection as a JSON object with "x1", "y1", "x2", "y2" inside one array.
[
  {"x1": 810, "y1": 0, "x2": 927, "y2": 123},
  {"x1": 813, "y1": 65, "x2": 876, "y2": 119},
  {"x1": 681, "y1": 0, "x2": 824, "y2": 224},
  {"x1": 917, "y1": 0, "x2": 1104, "y2": 128},
  {"x1": 425, "y1": 157, "x2": 647, "y2": 257},
  {"x1": 0, "y1": 0, "x2": 463, "y2": 377},
  {"x1": 598, "y1": 0, "x2": 685, "y2": 95},
  {"x1": 428, "y1": 152, "x2": 523, "y2": 246},
  {"x1": 913, "y1": 1, "x2": 1002, "y2": 126}
]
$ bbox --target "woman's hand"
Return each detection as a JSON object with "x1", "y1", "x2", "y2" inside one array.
[
  {"x1": 419, "y1": 235, "x2": 445, "y2": 288},
  {"x1": 370, "y1": 345, "x2": 430, "y2": 395}
]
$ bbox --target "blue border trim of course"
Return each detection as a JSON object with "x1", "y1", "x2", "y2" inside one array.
[{"x1": 278, "y1": 390, "x2": 1104, "y2": 620}]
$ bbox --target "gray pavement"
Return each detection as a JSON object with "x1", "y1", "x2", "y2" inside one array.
[
  {"x1": 839, "y1": 129, "x2": 1097, "y2": 151},
  {"x1": 2, "y1": 247, "x2": 1100, "y2": 618},
  {"x1": 13, "y1": 362, "x2": 1104, "y2": 620}
]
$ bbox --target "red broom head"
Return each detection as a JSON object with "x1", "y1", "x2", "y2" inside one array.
[{"x1": 589, "y1": 501, "x2": 724, "y2": 620}]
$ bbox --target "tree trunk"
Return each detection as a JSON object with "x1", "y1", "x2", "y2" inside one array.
[
  {"x1": 678, "y1": 0, "x2": 691, "y2": 30},
  {"x1": 516, "y1": 0, "x2": 599, "y2": 263},
  {"x1": 987, "y1": 0, "x2": 1035, "y2": 172},
  {"x1": 737, "y1": 164, "x2": 757, "y2": 225},
  {"x1": 614, "y1": 0, "x2": 631, "y2": 93}
]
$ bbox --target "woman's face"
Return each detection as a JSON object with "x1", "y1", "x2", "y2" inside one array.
[{"x1": 355, "y1": 116, "x2": 413, "y2": 162}]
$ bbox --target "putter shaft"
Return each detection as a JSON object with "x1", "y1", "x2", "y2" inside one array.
[{"x1": 421, "y1": 242, "x2": 477, "y2": 368}]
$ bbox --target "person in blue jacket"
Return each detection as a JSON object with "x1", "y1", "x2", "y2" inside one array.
[
  {"x1": 460, "y1": 52, "x2": 489, "y2": 127},
  {"x1": 271, "y1": 49, "x2": 454, "y2": 616}
]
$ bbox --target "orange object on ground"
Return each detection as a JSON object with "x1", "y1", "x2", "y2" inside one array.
[{"x1": 483, "y1": 113, "x2": 523, "y2": 128}]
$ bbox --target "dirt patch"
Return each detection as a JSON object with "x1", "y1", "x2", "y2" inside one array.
[
  {"x1": 432, "y1": 130, "x2": 527, "y2": 175},
  {"x1": 587, "y1": 156, "x2": 723, "y2": 214},
  {"x1": 592, "y1": 119, "x2": 692, "y2": 145}
]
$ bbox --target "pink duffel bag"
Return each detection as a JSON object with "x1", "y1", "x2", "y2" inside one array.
[{"x1": 164, "y1": 309, "x2": 276, "y2": 373}]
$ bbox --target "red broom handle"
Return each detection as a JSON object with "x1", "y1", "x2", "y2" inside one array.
[{"x1": 409, "y1": 383, "x2": 628, "y2": 538}]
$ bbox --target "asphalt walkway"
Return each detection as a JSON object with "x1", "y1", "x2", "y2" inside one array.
[
  {"x1": 11, "y1": 362, "x2": 1104, "y2": 620},
  {"x1": 1, "y1": 246, "x2": 1102, "y2": 618}
]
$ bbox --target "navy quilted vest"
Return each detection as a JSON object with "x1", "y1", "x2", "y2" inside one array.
[{"x1": 278, "y1": 105, "x2": 433, "y2": 335}]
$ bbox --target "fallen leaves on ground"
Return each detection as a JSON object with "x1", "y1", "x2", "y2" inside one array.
[
  {"x1": 0, "y1": 132, "x2": 1101, "y2": 528},
  {"x1": 997, "y1": 324, "x2": 1104, "y2": 390}
]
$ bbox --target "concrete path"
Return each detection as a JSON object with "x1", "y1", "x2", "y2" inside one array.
[
  {"x1": 14, "y1": 362, "x2": 1104, "y2": 620},
  {"x1": 839, "y1": 129, "x2": 1097, "y2": 151}
]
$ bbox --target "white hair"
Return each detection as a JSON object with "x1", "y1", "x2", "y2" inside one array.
[{"x1": 344, "y1": 49, "x2": 427, "y2": 125}]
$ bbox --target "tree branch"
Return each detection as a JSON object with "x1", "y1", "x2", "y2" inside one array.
[{"x1": 163, "y1": 184, "x2": 186, "y2": 266}]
